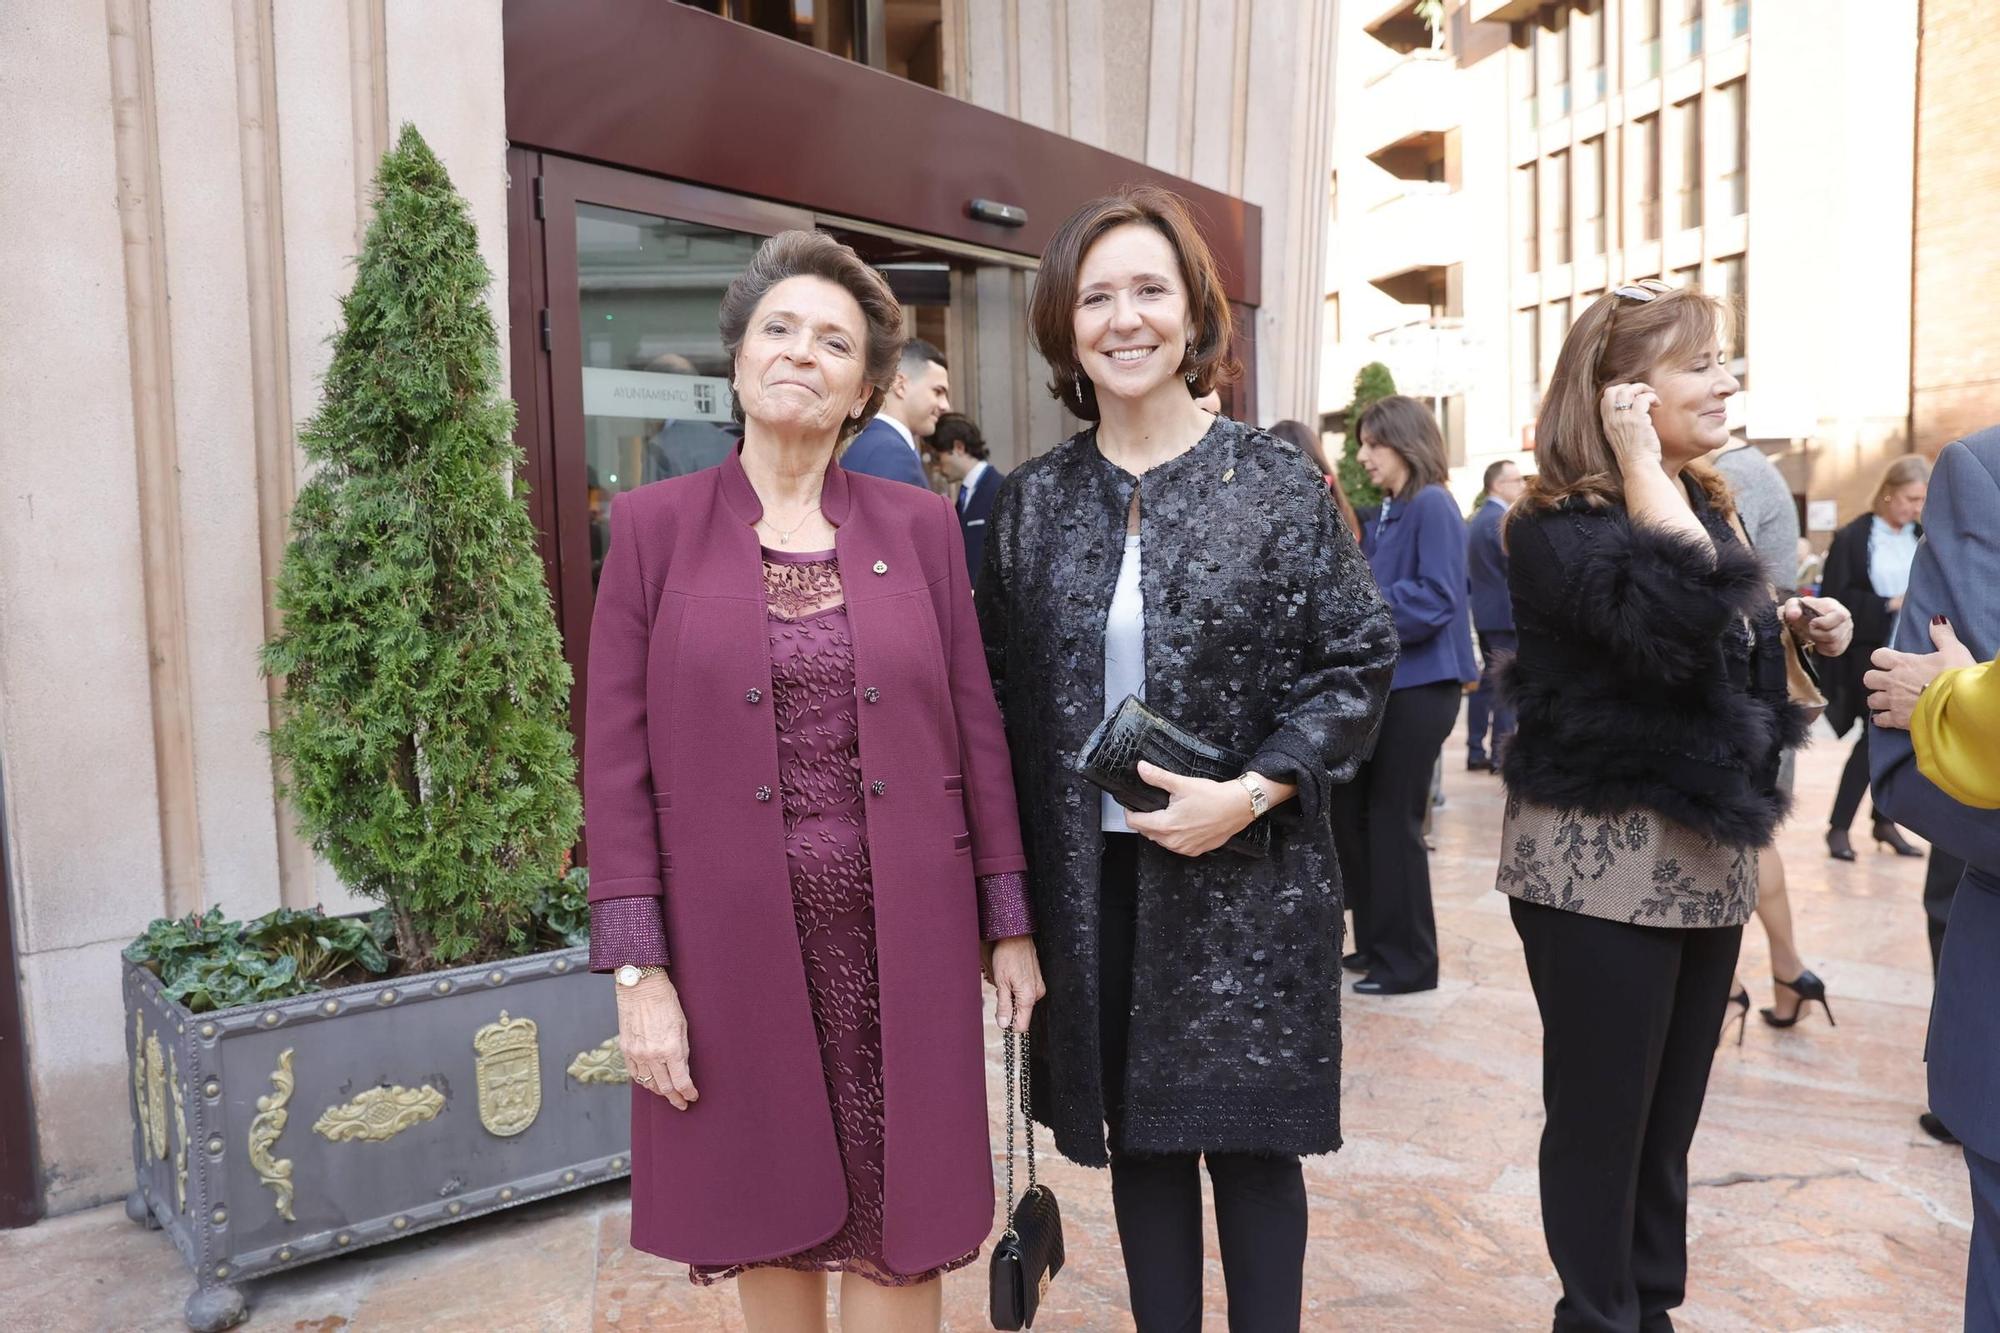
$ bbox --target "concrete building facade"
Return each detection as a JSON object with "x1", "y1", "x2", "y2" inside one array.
[
  {"x1": 0, "y1": 0, "x2": 1336, "y2": 1221},
  {"x1": 1322, "y1": 0, "x2": 1920, "y2": 527}
]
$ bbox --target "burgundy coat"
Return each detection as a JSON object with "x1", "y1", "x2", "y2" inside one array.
[{"x1": 583, "y1": 447, "x2": 1028, "y2": 1275}]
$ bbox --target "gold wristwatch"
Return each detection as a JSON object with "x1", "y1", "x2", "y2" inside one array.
[
  {"x1": 1237, "y1": 773, "x2": 1270, "y2": 818},
  {"x1": 615, "y1": 964, "x2": 666, "y2": 988}
]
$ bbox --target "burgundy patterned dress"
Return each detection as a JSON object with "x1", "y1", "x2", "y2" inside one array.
[{"x1": 689, "y1": 549, "x2": 979, "y2": 1287}]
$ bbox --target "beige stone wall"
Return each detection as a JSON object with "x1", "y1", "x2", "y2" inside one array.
[
  {"x1": 0, "y1": 0, "x2": 508, "y2": 1215},
  {"x1": 947, "y1": 0, "x2": 1338, "y2": 436}
]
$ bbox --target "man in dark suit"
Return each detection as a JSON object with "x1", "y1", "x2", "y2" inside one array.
[
  {"x1": 1866, "y1": 427, "x2": 2000, "y2": 1325},
  {"x1": 1465, "y1": 458, "x2": 1525, "y2": 771},
  {"x1": 926, "y1": 412, "x2": 1003, "y2": 585},
  {"x1": 841, "y1": 337, "x2": 949, "y2": 489}
]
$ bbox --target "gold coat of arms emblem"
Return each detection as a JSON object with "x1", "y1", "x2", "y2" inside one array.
[{"x1": 472, "y1": 1011, "x2": 541, "y2": 1137}]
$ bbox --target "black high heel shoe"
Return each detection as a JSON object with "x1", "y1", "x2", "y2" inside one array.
[
  {"x1": 1873, "y1": 817, "x2": 1923, "y2": 858},
  {"x1": 1760, "y1": 970, "x2": 1836, "y2": 1029},
  {"x1": 1826, "y1": 828, "x2": 1857, "y2": 862},
  {"x1": 1720, "y1": 987, "x2": 1750, "y2": 1048}
]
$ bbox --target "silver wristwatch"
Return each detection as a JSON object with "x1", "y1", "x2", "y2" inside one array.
[
  {"x1": 1237, "y1": 773, "x2": 1270, "y2": 819},
  {"x1": 614, "y1": 964, "x2": 665, "y2": 988}
]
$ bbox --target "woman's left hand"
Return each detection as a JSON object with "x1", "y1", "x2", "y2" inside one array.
[
  {"x1": 984, "y1": 936, "x2": 1045, "y2": 1032},
  {"x1": 1782, "y1": 595, "x2": 1853, "y2": 658},
  {"x1": 1127, "y1": 760, "x2": 1255, "y2": 858},
  {"x1": 1865, "y1": 618, "x2": 1976, "y2": 730}
]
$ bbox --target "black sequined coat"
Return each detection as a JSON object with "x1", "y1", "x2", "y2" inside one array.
[{"x1": 975, "y1": 417, "x2": 1397, "y2": 1165}]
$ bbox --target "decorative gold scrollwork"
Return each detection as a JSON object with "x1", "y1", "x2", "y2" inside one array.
[
  {"x1": 131, "y1": 1011, "x2": 152, "y2": 1159},
  {"x1": 248, "y1": 1049, "x2": 296, "y2": 1222},
  {"x1": 170, "y1": 1048, "x2": 188, "y2": 1213},
  {"x1": 312, "y1": 1084, "x2": 445, "y2": 1143},
  {"x1": 473, "y1": 1011, "x2": 541, "y2": 1137},
  {"x1": 144, "y1": 1032, "x2": 168, "y2": 1161},
  {"x1": 566, "y1": 1037, "x2": 631, "y2": 1086}
]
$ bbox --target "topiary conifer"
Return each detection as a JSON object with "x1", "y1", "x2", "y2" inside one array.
[
  {"x1": 1339, "y1": 361, "x2": 1397, "y2": 509},
  {"x1": 262, "y1": 124, "x2": 581, "y2": 972}
]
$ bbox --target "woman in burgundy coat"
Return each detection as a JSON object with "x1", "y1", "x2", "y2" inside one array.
[{"x1": 583, "y1": 230, "x2": 1044, "y2": 1332}]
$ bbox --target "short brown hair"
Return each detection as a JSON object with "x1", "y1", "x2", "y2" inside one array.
[
  {"x1": 1520, "y1": 284, "x2": 1736, "y2": 519},
  {"x1": 718, "y1": 230, "x2": 906, "y2": 445},
  {"x1": 1028, "y1": 185, "x2": 1239, "y2": 421},
  {"x1": 1874, "y1": 454, "x2": 1931, "y2": 513},
  {"x1": 928, "y1": 411, "x2": 987, "y2": 460},
  {"x1": 1354, "y1": 395, "x2": 1449, "y2": 501}
]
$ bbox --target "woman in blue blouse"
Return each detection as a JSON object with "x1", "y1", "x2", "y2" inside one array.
[
  {"x1": 1333, "y1": 396, "x2": 1479, "y2": 994},
  {"x1": 1821, "y1": 455, "x2": 1930, "y2": 861}
]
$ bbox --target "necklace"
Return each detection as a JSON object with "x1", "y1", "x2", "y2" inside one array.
[{"x1": 758, "y1": 500, "x2": 822, "y2": 547}]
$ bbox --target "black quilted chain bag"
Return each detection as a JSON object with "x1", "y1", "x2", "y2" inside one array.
[{"x1": 990, "y1": 1027, "x2": 1064, "y2": 1330}]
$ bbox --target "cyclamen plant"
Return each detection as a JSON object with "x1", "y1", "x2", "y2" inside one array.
[{"x1": 262, "y1": 124, "x2": 582, "y2": 971}]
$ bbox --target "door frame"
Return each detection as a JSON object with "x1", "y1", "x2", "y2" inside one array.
[{"x1": 0, "y1": 774, "x2": 42, "y2": 1228}]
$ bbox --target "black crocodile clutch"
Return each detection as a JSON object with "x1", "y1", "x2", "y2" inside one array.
[{"x1": 1074, "y1": 695, "x2": 1270, "y2": 859}]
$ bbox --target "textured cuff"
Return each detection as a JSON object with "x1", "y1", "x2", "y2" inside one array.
[
  {"x1": 976, "y1": 871, "x2": 1035, "y2": 940},
  {"x1": 588, "y1": 897, "x2": 670, "y2": 972}
]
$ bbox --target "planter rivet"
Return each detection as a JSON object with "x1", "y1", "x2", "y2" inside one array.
[
  {"x1": 434, "y1": 981, "x2": 451, "y2": 994},
  {"x1": 204, "y1": 1081, "x2": 220, "y2": 1098},
  {"x1": 201, "y1": 1024, "x2": 216, "y2": 1038},
  {"x1": 563, "y1": 1171, "x2": 576, "y2": 1184},
  {"x1": 392, "y1": 1216, "x2": 409, "y2": 1231},
  {"x1": 611, "y1": 1157, "x2": 625, "y2": 1170},
  {"x1": 262, "y1": 1012, "x2": 280, "y2": 1026},
  {"x1": 211, "y1": 1207, "x2": 227, "y2": 1225},
  {"x1": 215, "y1": 1265, "x2": 229, "y2": 1279},
  {"x1": 488, "y1": 971, "x2": 505, "y2": 984},
  {"x1": 278, "y1": 1248, "x2": 293, "y2": 1261},
  {"x1": 499, "y1": 1188, "x2": 515, "y2": 1201},
  {"x1": 336, "y1": 1233, "x2": 352, "y2": 1246},
  {"x1": 207, "y1": 1137, "x2": 222, "y2": 1154},
  {"x1": 323, "y1": 1000, "x2": 339, "y2": 1015},
  {"x1": 554, "y1": 960, "x2": 568, "y2": 973},
  {"x1": 377, "y1": 989, "x2": 397, "y2": 1004},
  {"x1": 448, "y1": 1202, "x2": 462, "y2": 1216}
]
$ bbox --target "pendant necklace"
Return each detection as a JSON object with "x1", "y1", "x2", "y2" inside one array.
[{"x1": 760, "y1": 500, "x2": 822, "y2": 547}]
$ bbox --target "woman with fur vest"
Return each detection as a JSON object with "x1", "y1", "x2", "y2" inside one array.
[{"x1": 1495, "y1": 279, "x2": 1852, "y2": 1332}]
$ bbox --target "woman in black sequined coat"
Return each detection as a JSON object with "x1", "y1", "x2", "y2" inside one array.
[{"x1": 975, "y1": 186, "x2": 1396, "y2": 1329}]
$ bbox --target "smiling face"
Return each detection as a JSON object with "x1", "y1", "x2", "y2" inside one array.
[
  {"x1": 1879, "y1": 480, "x2": 1927, "y2": 529},
  {"x1": 732, "y1": 275, "x2": 874, "y2": 440},
  {"x1": 1355, "y1": 431, "x2": 1410, "y2": 495},
  {"x1": 1641, "y1": 334, "x2": 1741, "y2": 468},
  {"x1": 1072, "y1": 223, "x2": 1194, "y2": 409}
]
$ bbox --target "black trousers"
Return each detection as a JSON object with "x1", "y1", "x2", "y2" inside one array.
[
  {"x1": 1510, "y1": 896, "x2": 1744, "y2": 1333},
  {"x1": 1332, "y1": 680, "x2": 1461, "y2": 988},
  {"x1": 1099, "y1": 833, "x2": 1307, "y2": 1333},
  {"x1": 1830, "y1": 729, "x2": 1875, "y2": 833}
]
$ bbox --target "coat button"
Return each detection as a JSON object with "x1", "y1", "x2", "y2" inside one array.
[
  {"x1": 870, "y1": 780, "x2": 887, "y2": 796},
  {"x1": 755, "y1": 786, "x2": 772, "y2": 802},
  {"x1": 745, "y1": 688, "x2": 762, "y2": 703},
  {"x1": 863, "y1": 687, "x2": 880, "y2": 703}
]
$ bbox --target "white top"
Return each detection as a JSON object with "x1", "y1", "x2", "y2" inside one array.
[
  {"x1": 1102, "y1": 533, "x2": 1146, "y2": 833},
  {"x1": 1868, "y1": 515, "x2": 1920, "y2": 601},
  {"x1": 871, "y1": 412, "x2": 919, "y2": 455}
]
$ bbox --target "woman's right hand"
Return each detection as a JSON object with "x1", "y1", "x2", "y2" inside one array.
[
  {"x1": 1600, "y1": 382, "x2": 1664, "y2": 472},
  {"x1": 616, "y1": 972, "x2": 698, "y2": 1110}
]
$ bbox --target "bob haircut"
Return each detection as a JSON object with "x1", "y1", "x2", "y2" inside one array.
[
  {"x1": 1517, "y1": 284, "x2": 1737, "y2": 520},
  {"x1": 1028, "y1": 185, "x2": 1240, "y2": 421},
  {"x1": 1873, "y1": 454, "x2": 1931, "y2": 511},
  {"x1": 718, "y1": 229, "x2": 906, "y2": 446},
  {"x1": 1353, "y1": 395, "x2": 1450, "y2": 501}
]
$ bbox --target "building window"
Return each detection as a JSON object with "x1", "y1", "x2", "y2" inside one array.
[
  {"x1": 1516, "y1": 305, "x2": 1542, "y2": 418},
  {"x1": 1639, "y1": 0, "x2": 1662, "y2": 78},
  {"x1": 1581, "y1": 136, "x2": 1607, "y2": 254},
  {"x1": 1541, "y1": 300, "x2": 1570, "y2": 399},
  {"x1": 1672, "y1": 265, "x2": 1700, "y2": 288},
  {"x1": 1718, "y1": 79, "x2": 1747, "y2": 216},
  {"x1": 684, "y1": 0, "x2": 944, "y2": 87},
  {"x1": 1726, "y1": 0, "x2": 1749, "y2": 38},
  {"x1": 1517, "y1": 20, "x2": 1539, "y2": 128},
  {"x1": 1720, "y1": 253, "x2": 1747, "y2": 382},
  {"x1": 1634, "y1": 114, "x2": 1661, "y2": 242},
  {"x1": 1577, "y1": 2, "x2": 1606, "y2": 107},
  {"x1": 1551, "y1": 150, "x2": 1572, "y2": 265},
  {"x1": 1677, "y1": 96, "x2": 1703, "y2": 231},
  {"x1": 1543, "y1": 8, "x2": 1571, "y2": 119},
  {"x1": 1676, "y1": 0, "x2": 1704, "y2": 65},
  {"x1": 1517, "y1": 162, "x2": 1540, "y2": 273}
]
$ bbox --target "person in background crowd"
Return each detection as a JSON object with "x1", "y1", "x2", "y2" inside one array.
[
  {"x1": 1464, "y1": 458, "x2": 1525, "y2": 773},
  {"x1": 1495, "y1": 280, "x2": 1850, "y2": 1332},
  {"x1": 925, "y1": 412, "x2": 1004, "y2": 585},
  {"x1": 1820, "y1": 455, "x2": 1932, "y2": 861},
  {"x1": 1333, "y1": 394, "x2": 1479, "y2": 997},
  {"x1": 1269, "y1": 417, "x2": 1364, "y2": 543},
  {"x1": 1864, "y1": 426, "x2": 2000, "y2": 1325},
  {"x1": 585, "y1": 231, "x2": 1041, "y2": 1332},
  {"x1": 1711, "y1": 436, "x2": 1830, "y2": 1035},
  {"x1": 842, "y1": 337, "x2": 950, "y2": 489},
  {"x1": 979, "y1": 185, "x2": 1396, "y2": 1331},
  {"x1": 643, "y1": 351, "x2": 743, "y2": 481}
]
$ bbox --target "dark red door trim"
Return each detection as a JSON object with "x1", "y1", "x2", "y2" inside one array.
[{"x1": 502, "y1": 0, "x2": 1262, "y2": 307}]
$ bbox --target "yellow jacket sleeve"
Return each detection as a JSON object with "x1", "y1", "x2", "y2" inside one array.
[{"x1": 1913, "y1": 658, "x2": 2000, "y2": 809}]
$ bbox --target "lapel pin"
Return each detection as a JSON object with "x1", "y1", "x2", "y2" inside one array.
[
  {"x1": 1223, "y1": 467, "x2": 1236, "y2": 483},
  {"x1": 872, "y1": 560, "x2": 888, "y2": 576}
]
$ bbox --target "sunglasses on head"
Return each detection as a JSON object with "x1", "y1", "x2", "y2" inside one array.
[{"x1": 1594, "y1": 278, "x2": 1676, "y2": 378}]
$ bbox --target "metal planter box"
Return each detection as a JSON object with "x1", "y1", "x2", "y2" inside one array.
[{"x1": 122, "y1": 945, "x2": 631, "y2": 1330}]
